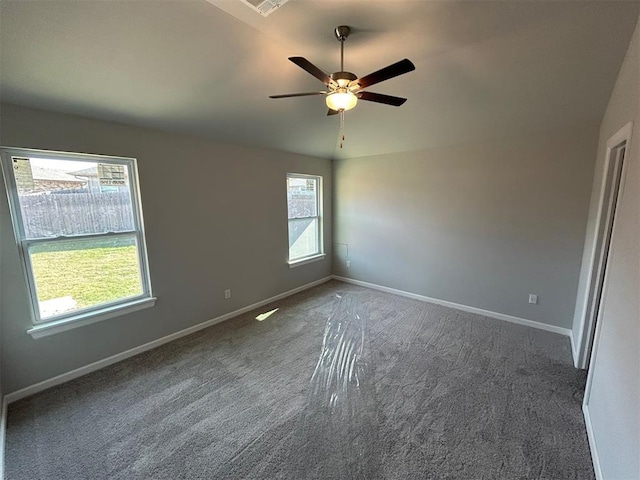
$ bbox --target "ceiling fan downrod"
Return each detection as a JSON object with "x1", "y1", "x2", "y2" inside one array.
[
  {"x1": 334, "y1": 26, "x2": 351, "y2": 150},
  {"x1": 334, "y1": 25, "x2": 350, "y2": 72}
]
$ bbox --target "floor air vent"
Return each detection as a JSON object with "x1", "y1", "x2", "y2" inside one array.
[{"x1": 240, "y1": 0, "x2": 290, "y2": 17}]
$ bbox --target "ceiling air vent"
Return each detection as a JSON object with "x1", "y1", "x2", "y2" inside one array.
[{"x1": 240, "y1": 0, "x2": 290, "y2": 17}]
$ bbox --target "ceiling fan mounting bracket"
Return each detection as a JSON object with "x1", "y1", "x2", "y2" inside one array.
[{"x1": 334, "y1": 25, "x2": 351, "y2": 42}]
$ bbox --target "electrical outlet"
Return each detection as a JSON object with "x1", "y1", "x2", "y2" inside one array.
[
  {"x1": 224, "y1": 289, "x2": 231, "y2": 299},
  {"x1": 528, "y1": 294, "x2": 538, "y2": 304},
  {"x1": 346, "y1": 260, "x2": 351, "y2": 268}
]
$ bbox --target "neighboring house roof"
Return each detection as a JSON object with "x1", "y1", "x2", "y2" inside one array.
[
  {"x1": 31, "y1": 166, "x2": 84, "y2": 183},
  {"x1": 68, "y1": 166, "x2": 98, "y2": 178}
]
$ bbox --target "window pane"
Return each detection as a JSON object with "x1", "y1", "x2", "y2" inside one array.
[
  {"x1": 29, "y1": 235, "x2": 144, "y2": 320},
  {"x1": 288, "y1": 217, "x2": 319, "y2": 260},
  {"x1": 287, "y1": 176, "x2": 318, "y2": 218},
  {"x1": 13, "y1": 157, "x2": 134, "y2": 238}
]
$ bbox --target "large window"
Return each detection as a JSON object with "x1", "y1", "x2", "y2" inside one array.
[
  {"x1": 1, "y1": 147, "x2": 154, "y2": 336},
  {"x1": 287, "y1": 173, "x2": 323, "y2": 265}
]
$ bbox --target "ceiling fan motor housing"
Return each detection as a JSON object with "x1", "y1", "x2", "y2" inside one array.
[
  {"x1": 331, "y1": 71, "x2": 357, "y2": 88},
  {"x1": 329, "y1": 71, "x2": 358, "y2": 111}
]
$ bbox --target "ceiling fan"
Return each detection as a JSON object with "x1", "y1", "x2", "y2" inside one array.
[{"x1": 270, "y1": 25, "x2": 415, "y2": 116}]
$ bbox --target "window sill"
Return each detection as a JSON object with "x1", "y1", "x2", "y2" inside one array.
[
  {"x1": 27, "y1": 297, "x2": 157, "y2": 339},
  {"x1": 288, "y1": 253, "x2": 326, "y2": 268}
]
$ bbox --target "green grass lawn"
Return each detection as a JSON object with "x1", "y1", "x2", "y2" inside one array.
[{"x1": 31, "y1": 245, "x2": 142, "y2": 308}]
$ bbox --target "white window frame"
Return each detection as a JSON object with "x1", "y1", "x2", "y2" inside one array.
[
  {"x1": 286, "y1": 173, "x2": 325, "y2": 267},
  {"x1": 0, "y1": 147, "x2": 155, "y2": 338}
]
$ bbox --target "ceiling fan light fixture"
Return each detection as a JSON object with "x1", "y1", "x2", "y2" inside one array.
[
  {"x1": 270, "y1": 26, "x2": 415, "y2": 115},
  {"x1": 326, "y1": 91, "x2": 358, "y2": 111}
]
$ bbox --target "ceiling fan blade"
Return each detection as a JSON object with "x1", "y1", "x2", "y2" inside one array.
[
  {"x1": 357, "y1": 91, "x2": 407, "y2": 107},
  {"x1": 269, "y1": 92, "x2": 327, "y2": 99},
  {"x1": 327, "y1": 109, "x2": 340, "y2": 116},
  {"x1": 352, "y1": 58, "x2": 415, "y2": 89},
  {"x1": 289, "y1": 57, "x2": 334, "y2": 86}
]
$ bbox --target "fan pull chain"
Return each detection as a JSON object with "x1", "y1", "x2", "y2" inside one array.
[{"x1": 339, "y1": 110, "x2": 346, "y2": 148}]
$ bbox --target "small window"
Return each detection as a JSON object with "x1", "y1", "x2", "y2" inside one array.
[
  {"x1": 1, "y1": 147, "x2": 154, "y2": 331},
  {"x1": 287, "y1": 173, "x2": 323, "y2": 264}
]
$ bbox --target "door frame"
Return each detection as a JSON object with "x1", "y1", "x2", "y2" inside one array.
[{"x1": 575, "y1": 121, "x2": 633, "y2": 370}]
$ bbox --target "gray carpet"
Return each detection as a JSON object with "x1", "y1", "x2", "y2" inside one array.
[{"x1": 5, "y1": 280, "x2": 593, "y2": 479}]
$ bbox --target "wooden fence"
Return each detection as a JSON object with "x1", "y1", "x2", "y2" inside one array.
[{"x1": 20, "y1": 192, "x2": 134, "y2": 238}]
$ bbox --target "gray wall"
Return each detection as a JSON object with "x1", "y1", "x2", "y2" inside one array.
[
  {"x1": 333, "y1": 125, "x2": 598, "y2": 329},
  {"x1": 0, "y1": 104, "x2": 332, "y2": 394},
  {"x1": 581, "y1": 16, "x2": 639, "y2": 479}
]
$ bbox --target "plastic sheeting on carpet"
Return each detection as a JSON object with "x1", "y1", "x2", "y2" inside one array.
[{"x1": 298, "y1": 293, "x2": 381, "y2": 479}]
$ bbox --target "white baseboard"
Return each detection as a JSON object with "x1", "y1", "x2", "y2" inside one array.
[
  {"x1": 0, "y1": 396, "x2": 6, "y2": 480},
  {"x1": 570, "y1": 331, "x2": 580, "y2": 368},
  {"x1": 332, "y1": 275, "x2": 572, "y2": 337},
  {"x1": 583, "y1": 404, "x2": 603, "y2": 480},
  {"x1": 4, "y1": 276, "x2": 332, "y2": 404}
]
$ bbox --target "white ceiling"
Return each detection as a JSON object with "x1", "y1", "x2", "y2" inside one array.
[{"x1": 1, "y1": 1, "x2": 638, "y2": 160}]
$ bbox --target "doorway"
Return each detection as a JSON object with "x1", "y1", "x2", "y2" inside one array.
[{"x1": 576, "y1": 122, "x2": 632, "y2": 370}]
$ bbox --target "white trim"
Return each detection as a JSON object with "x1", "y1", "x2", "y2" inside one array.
[
  {"x1": 0, "y1": 146, "x2": 154, "y2": 327},
  {"x1": 27, "y1": 297, "x2": 157, "y2": 339},
  {"x1": 287, "y1": 172, "x2": 324, "y2": 266},
  {"x1": 580, "y1": 122, "x2": 631, "y2": 478},
  {"x1": 583, "y1": 404, "x2": 603, "y2": 480},
  {"x1": 583, "y1": 123, "x2": 633, "y2": 402},
  {"x1": 570, "y1": 330, "x2": 579, "y2": 367},
  {"x1": 288, "y1": 253, "x2": 326, "y2": 268},
  {"x1": 0, "y1": 145, "x2": 137, "y2": 164},
  {"x1": 332, "y1": 275, "x2": 572, "y2": 337},
  {"x1": 5, "y1": 276, "x2": 332, "y2": 403},
  {"x1": 575, "y1": 121, "x2": 633, "y2": 369},
  {"x1": 579, "y1": 123, "x2": 633, "y2": 477},
  {"x1": 0, "y1": 396, "x2": 6, "y2": 480}
]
